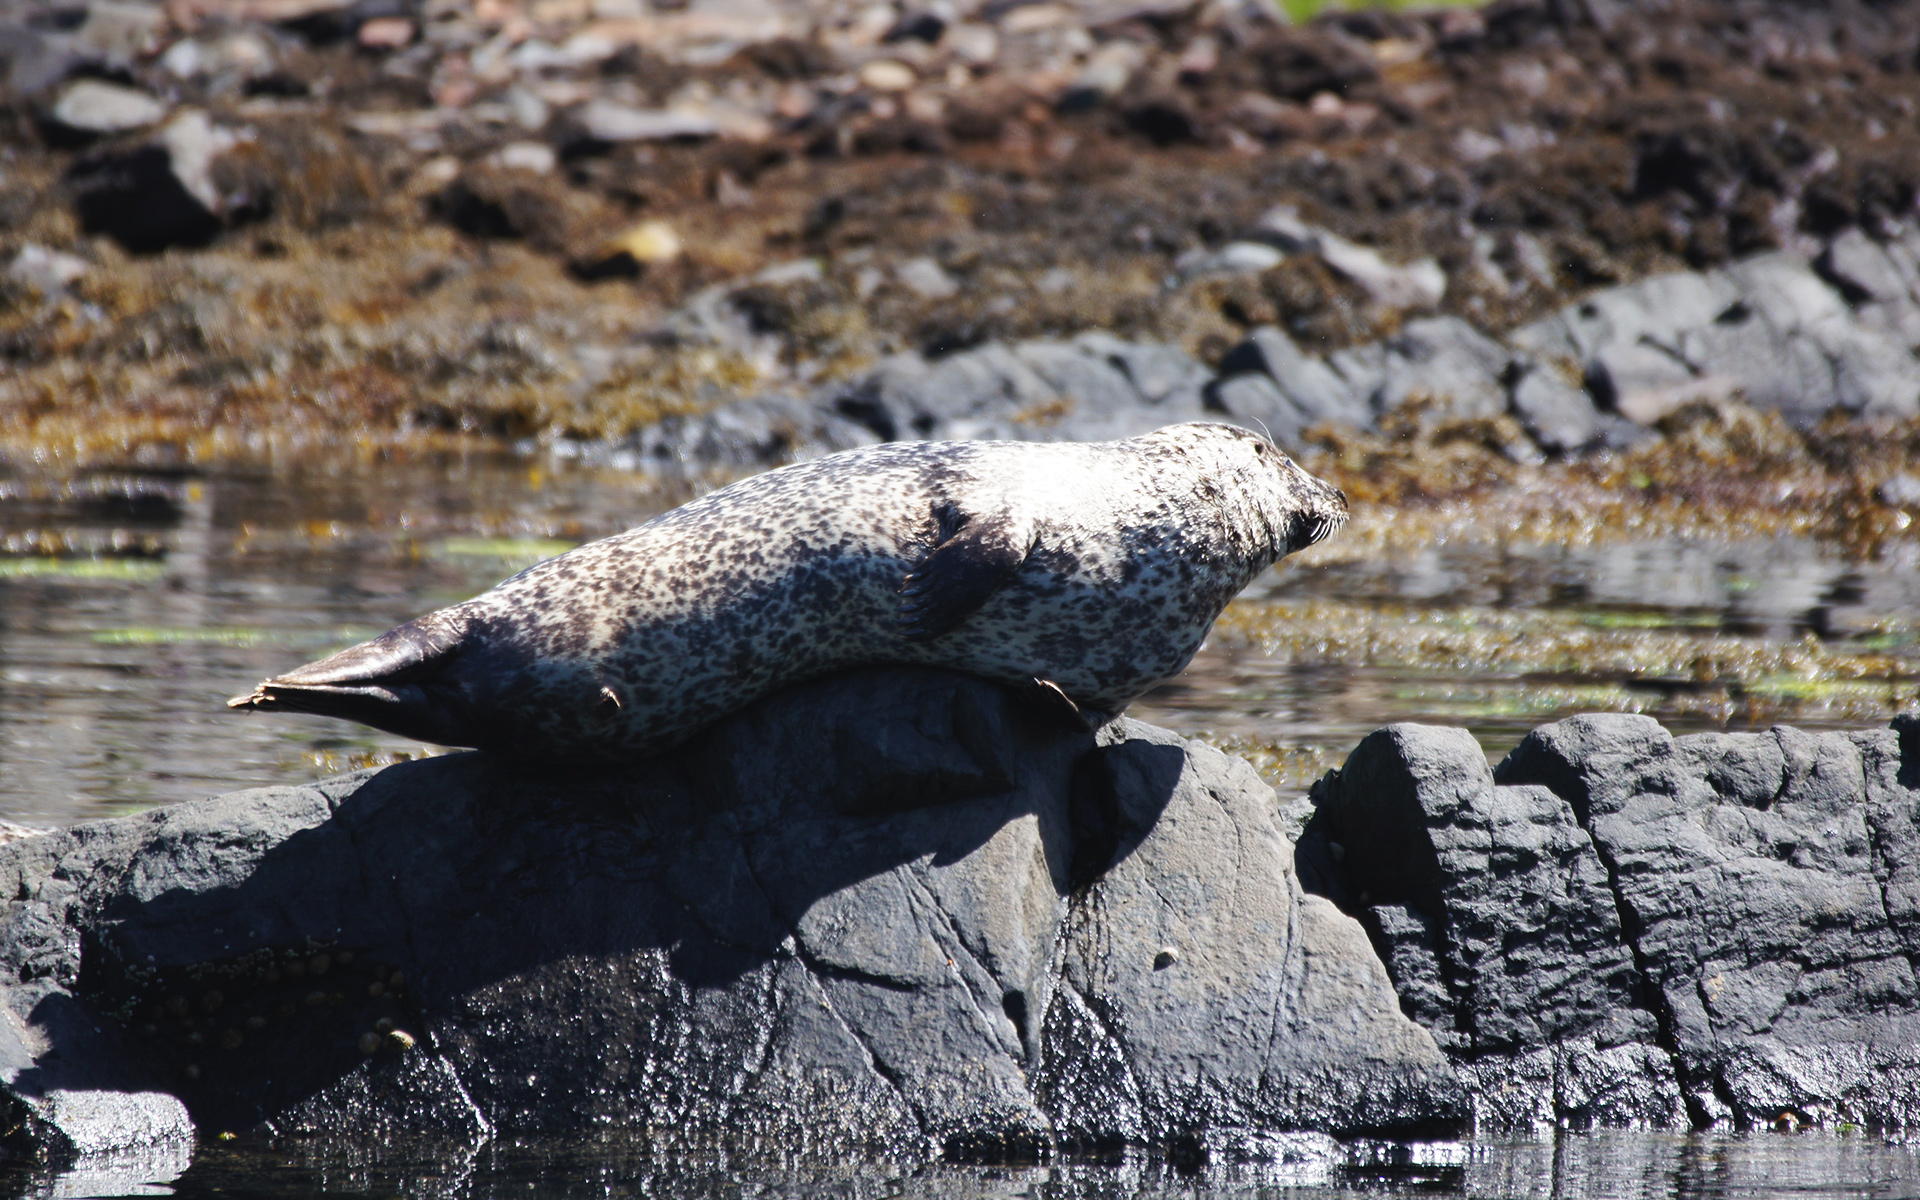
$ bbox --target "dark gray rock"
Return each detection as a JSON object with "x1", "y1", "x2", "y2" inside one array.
[
  {"x1": 1509, "y1": 270, "x2": 1741, "y2": 366},
  {"x1": 1505, "y1": 355, "x2": 1602, "y2": 454},
  {"x1": 1203, "y1": 372, "x2": 1314, "y2": 447},
  {"x1": 1820, "y1": 229, "x2": 1916, "y2": 311},
  {"x1": 1820, "y1": 228, "x2": 1920, "y2": 348},
  {"x1": 0, "y1": 22, "x2": 93, "y2": 98},
  {"x1": 616, "y1": 393, "x2": 878, "y2": 471},
  {"x1": 1582, "y1": 339, "x2": 1705, "y2": 424},
  {"x1": 1511, "y1": 252, "x2": 1920, "y2": 426},
  {"x1": 0, "y1": 668, "x2": 1465, "y2": 1164},
  {"x1": 1498, "y1": 714, "x2": 1920, "y2": 1129},
  {"x1": 822, "y1": 345, "x2": 1057, "y2": 442},
  {"x1": 1683, "y1": 255, "x2": 1919, "y2": 421},
  {"x1": 819, "y1": 339, "x2": 1211, "y2": 446},
  {"x1": 1218, "y1": 326, "x2": 1370, "y2": 430},
  {"x1": 1303, "y1": 724, "x2": 1682, "y2": 1130},
  {"x1": 1303, "y1": 710, "x2": 1920, "y2": 1132},
  {"x1": 1070, "y1": 332, "x2": 1212, "y2": 414},
  {"x1": 1013, "y1": 340, "x2": 1198, "y2": 440},
  {"x1": 1367, "y1": 318, "x2": 1511, "y2": 423}
]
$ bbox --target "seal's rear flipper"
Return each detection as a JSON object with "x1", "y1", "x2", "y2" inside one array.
[
  {"x1": 1018, "y1": 677, "x2": 1111, "y2": 734},
  {"x1": 227, "y1": 619, "x2": 468, "y2": 745},
  {"x1": 898, "y1": 504, "x2": 1032, "y2": 640}
]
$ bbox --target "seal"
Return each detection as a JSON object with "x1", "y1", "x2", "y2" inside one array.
[{"x1": 229, "y1": 422, "x2": 1348, "y2": 761}]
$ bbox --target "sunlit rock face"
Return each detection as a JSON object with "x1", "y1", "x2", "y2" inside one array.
[
  {"x1": 0, "y1": 666, "x2": 1463, "y2": 1166},
  {"x1": 1301, "y1": 712, "x2": 1920, "y2": 1133}
]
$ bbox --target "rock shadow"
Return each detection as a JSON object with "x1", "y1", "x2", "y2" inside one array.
[{"x1": 58, "y1": 667, "x2": 1182, "y2": 1140}]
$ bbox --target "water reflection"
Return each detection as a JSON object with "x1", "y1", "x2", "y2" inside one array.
[
  {"x1": 3, "y1": 452, "x2": 1919, "y2": 823},
  {"x1": 17, "y1": 1131, "x2": 1920, "y2": 1200}
]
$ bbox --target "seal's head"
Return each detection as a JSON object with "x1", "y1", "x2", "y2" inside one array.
[{"x1": 1153, "y1": 422, "x2": 1349, "y2": 560}]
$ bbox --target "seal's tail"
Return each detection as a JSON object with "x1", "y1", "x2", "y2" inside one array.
[{"x1": 228, "y1": 617, "x2": 470, "y2": 746}]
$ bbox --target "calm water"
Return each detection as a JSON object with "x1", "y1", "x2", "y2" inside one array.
[
  {"x1": 5, "y1": 450, "x2": 1920, "y2": 823},
  {"x1": 15, "y1": 1130, "x2": 1920, "y2": 1199}
]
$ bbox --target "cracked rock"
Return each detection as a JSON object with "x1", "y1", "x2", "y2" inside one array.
[{"x1": 1302, "y1": 712, "x2": 1920, "y2": 1132}]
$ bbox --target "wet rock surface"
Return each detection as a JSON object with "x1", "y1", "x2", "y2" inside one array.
[
  {"x1": 0, "y1": 667, "x2": 1463, "y2": 1167},
  {"x1": 1298, "y1": 711, "x2": 1920, "y2": 1132}
]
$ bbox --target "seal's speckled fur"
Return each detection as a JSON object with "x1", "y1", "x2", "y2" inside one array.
[{"x1": 230, "y1": 422, "x2": 1348, "y2": 761}]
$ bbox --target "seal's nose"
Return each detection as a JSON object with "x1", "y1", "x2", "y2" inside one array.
[{"x1": 1286, "y1": 478, "x2": 1348, "y2": 554}]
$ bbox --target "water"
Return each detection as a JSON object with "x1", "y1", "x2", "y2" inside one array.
[
  {"x1": 5, "y1": 450, "x2": 1920, "y2": 823},
  {"x1": 7, "y1": 455, "x2": 1920, "y2": 1196},
  {"x1": 19, "y1": 1130, "x2": 1920, "y2": 1199}
]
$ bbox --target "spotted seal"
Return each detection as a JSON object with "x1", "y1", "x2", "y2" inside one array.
[{"x1": 229, "y1": 422, "x2": 1348, "y2": 761}]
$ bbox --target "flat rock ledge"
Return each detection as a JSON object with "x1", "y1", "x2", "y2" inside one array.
[{"x1": 3, "y1": 674, "x2": 1919, "y2": 1179}]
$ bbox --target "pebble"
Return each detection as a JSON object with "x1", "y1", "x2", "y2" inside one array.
[
  {"x1": 358, "y1": 16, "x2": 415, "y2": 48},
  {"x1": 1066, "y1": 39, "x2": 1142, "y2": 103},
  {"x1": 158, "y1": 31, "x2": 276, "y2": 82},
  {"x1": 858, "y1": 59, "x2": 916, "y2": 91},
  {"x1": 942, "y1": 22, "x2": 997, "y2": 66},
  {"x1": 7, "y1": 244, "x2": 90, "y2": 295},
  {"x1": 607, "y1": 219, "x2": 682, "y2": 264},
  {"x1": 77, "y1": 0, "x2": 166, "y2": 64},
  {"x1": 575, "y1": 100, "x2": 720, "y2": 142},
  {"x1": 491, "y1": 140, "x2": 557, "y2": 173},
  {"x1": 505, "y1": 85, "x2": 550, "y2": 130},
  {"x1": 162, "y1": 111, "x2": 248, "y2": 213},
  {"x1": 1174, "y1": 240, "x2": 1285, "y2": 281},
  {"x1": 49, "y1": 79, "x2": 167, "y2": 134},
  {"x1": 895, "y1": 256, "x2": 958, "y2": 298},
  {"x1": 1251, "y1": 204, "x2": 1446, "y2": 310},
  {"x1": 1878, "y1": 473, "x2": 1920, "y2": 508}
]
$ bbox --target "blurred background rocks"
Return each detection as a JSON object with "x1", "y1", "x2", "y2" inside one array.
[{"x1": 6, "y1": 0, "x2": 1920, "y2": 474}]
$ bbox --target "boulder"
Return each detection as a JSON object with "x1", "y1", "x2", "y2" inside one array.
[
  {"x1": 612, "y1": 393, "x2": 878, "y2": 471},
  {"x1": 1203, "y1": 372, "x2": 1314, "y2": 447},
  {"x1": 822, "y1": 345, "x2": 1058, "y2": 442},
  {"x1": 66, "y1": 111, "x2": 249, "y2": 253},
  {"x1": 1217, "y1": 326, "x2": 1371, "y2": 430},
  {"x1": 1249, "y1": 207, "x2": 1446, "y2": 311},
  {"x1": 1818, "y1": 228, "x2": 1920, "y2": 348},
  {"x1": 1366, "y1": 317, "x2": 1512, "y2": 424},
  {"x1": 1504, "y1": 355, "x2": 1602, "y2": 454},
  {"x1": 0, "y1": 668, "x2": 1465, "y2": 1167},
  {"x1": 568, "y1": 101, "x2": 720, "y2": 144},
  {"x1": 1070, "y1": 332, "x2": 1212, "y2": 415},
  {"x1": 1300, "y1": 712, "x2": 1920, "y2": 1131},
  {"x1": 1300, "y1": 724, "x2": 1683, "y2": 1130},
  {"x1": 44, "y1": 79, "x2": 168, "y2": 139},
  {"x1": 1510, "y1": 252, "x2": 1920, "y2": 426},
  {"x1": 818, "y1": 340, "x2": 1210, "y2": 445}
]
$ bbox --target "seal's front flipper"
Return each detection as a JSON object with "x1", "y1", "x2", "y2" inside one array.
[{"x1": 898, "y1": 504, "x2": 1031, "y2": 641}]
